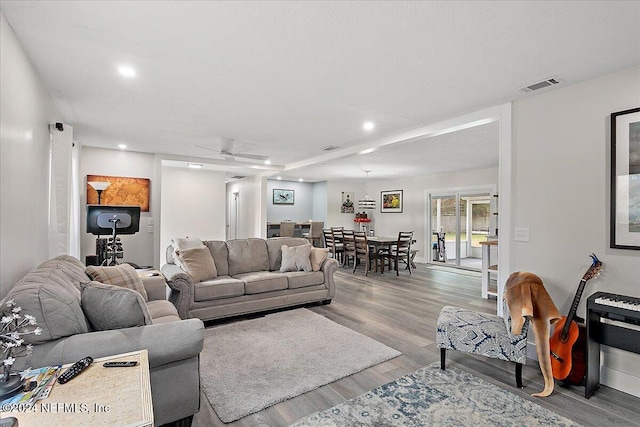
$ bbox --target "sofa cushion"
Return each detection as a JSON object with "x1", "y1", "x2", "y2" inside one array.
[
  {"x1": 38, "y1": 255, "x2": 91, "y2": 295},
  {"x1": 310, "y1": 248, "x2": 330, "y2": 272},
  {"x1": 227, "y1": 238, "x2": 270, "y2": 276},
  {"x1": 233, "y1": 272, "x2": 288, "y2": 294},
  {"x1": 194, "y1": 277, "x2": 245, "y2": 302},
  {"x1": 146, "y1": 299, "x2": 181, "y2": 323},
  {"x1": 177, "y1": 246, "x2": 217, "y2": 282},
  {"x1": 204, "y1": 240, "x2": 229, "y2": 277},
  {"x1": 266, "y1": 237, "x2": 311, "y2": 271},
  {"x1": 5, "y1": 270, "x2": 91, "y2": 344},
  {"x1": 81, "y1": 281, "x2": 152, "y2": 331},
  {"x1": 86, "y1": 264, "x2": 149, "y2": 301},
  {"x1": 283, "y1": 271, "x2": 325, "y2": 289},
  {"x1": 279, "y1": 244, "x2": 312, "y2": 272}
]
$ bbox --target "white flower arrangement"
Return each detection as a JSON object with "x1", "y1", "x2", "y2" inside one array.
[{"x1": 1, "y1": 300, "x2": 41, "y2": 382}]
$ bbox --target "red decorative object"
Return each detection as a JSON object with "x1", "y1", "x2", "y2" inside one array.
[{"x1": 354, "y1": 218, "x2": 372, "y2": 223}]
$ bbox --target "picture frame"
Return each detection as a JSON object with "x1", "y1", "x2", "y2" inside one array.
[
  {"x1": 610, "y1": 107, "x2": 640, "y2": 250},
  {"x1": 380, "y1": 190, "x2": 403, "y2": 213},
  {"x1": 341, "y1": 192, "x2": 354, "y2": 213},
  {"x1": 273, "y1": 189, "x2": 295, "y2": 205},
  {"x1": 86, "y1": 174, "x2": 150, "y2": 212}
]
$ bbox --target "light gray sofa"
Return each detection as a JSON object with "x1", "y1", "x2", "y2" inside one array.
[
  {"x1": 3, "y1": 255, "x2": 204, "y2": 427},
  {"x1": 161, "y1": 237, "x2": 338, "y2": 321}
]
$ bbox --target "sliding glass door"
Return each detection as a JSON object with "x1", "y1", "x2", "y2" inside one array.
[{"x1": 429, "y1": 190, "x2": 492, "y2": 270}]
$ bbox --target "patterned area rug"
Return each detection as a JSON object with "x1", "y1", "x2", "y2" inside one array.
[{"x1": 293, "y1": 363, "x2": 582, "y2": 426}]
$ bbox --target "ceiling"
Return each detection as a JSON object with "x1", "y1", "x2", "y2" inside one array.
[{"x1": 2, "y1": 1, "x2": 639, "y2": 182}]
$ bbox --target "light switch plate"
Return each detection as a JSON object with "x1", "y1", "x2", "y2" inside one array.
[{"x1": 514, "y1": 227, "x2": 529, "y2": 242}]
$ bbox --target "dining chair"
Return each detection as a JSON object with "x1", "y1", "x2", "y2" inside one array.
[
  {"x1": 342, "y1": 230, "x2": 356, "y2": 268},
  {"x1": 279, "y1": 221, "x2": 296, "y2": 238},
  {"x1": 323, "y1": 228, "x2": 345, "y2": 264},
  {"x1": 385, "y1": 231, "x2": 414, "y2": 275},
  {"x1": 352, "y1": 231, "x2": 379, "y2": 276},
  {"x1": 303, "y1": 221, "x2": 324, "y2": 247}
]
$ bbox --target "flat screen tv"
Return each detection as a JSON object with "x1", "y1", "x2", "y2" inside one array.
[{"x1": 87, "y1": 205, "x2": 141, "y2": 236}]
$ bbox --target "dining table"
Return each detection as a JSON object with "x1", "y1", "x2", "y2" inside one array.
[{"x1": 367, "y1": 235, "x2": 418, "y2": 273}]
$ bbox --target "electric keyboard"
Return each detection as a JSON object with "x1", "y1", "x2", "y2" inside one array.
[
  {"x1": 586, "y1": 291, "x2": 640, "y2": 398},
  {"x1": 588, "y1": 292, "x2": 640, "y2": 324}
]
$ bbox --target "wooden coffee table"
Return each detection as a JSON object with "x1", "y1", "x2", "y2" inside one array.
[{"x1": 3, "y1": 350, "x2": 153, "y2": 427}]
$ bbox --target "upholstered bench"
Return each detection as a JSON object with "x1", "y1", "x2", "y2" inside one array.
[{"x1": 436, "y1": 304, "x2": 529, "y2": 388}]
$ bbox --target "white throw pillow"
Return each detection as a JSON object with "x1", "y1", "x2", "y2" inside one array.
[
  {"x1": 279, "y1": 244, "x2": 313, "y2": 273},
  {"x1": 171, "y1": 237, "x2": 204, "y2": 269}
]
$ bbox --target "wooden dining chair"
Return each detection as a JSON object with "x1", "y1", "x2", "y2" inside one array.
[
  {"x1": 342, "y1": 230, "x2": 356, "y2": 267},
  {"x1": 385, "y1": 231, "x2": 414, "y2": 275},
  {"x1": 279, "y1": 221, "x2": 296, "y2": 238},
  {"x1": 353, "y1": 231, "x2": 379, "y2": 276},
  {"x1": 323, "y1": 228, "x2": 345, "y2": 264}
]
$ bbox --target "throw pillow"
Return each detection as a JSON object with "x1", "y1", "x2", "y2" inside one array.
[
  {"x1": 85, "y1": 264, "x2": 148, "y2": 301},
  {"x1": 81, "y1": 281, "x2": 152, "y2": 331},
  {"x1": 310, "y1": 247, "x2": 330, "y2": 272},
  {"x1": 279, "y1": 244, "x2": 313, "y2": 273},
  {"x1": 171, "y1": 237, "x2": 204, "y2": 269},
  {"x1": 176, "y1": 246, "x2": 217, "y2": 282}
]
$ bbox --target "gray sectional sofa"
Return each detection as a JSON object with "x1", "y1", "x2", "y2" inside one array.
[
  {"x1": 3, "y1": 255, "x2": 204, "y2": 427},
  {"x1": 161, "y1": 237, "x2": 338, "y2": 321}
]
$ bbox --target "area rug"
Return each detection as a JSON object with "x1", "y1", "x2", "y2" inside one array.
[
  {"x1": 200, "y1": 308, "x2": 401, "y2": 423},
  {"x1": 293, "y1": 362, "x2": 582, "y2": 426}
]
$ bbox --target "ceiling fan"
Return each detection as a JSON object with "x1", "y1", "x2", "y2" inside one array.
[{"x1": 195, "y1": 138, "x2": 269, "y2": 163}]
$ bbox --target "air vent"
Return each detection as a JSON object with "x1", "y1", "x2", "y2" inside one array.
[
  {"x1": 230, "y1": 175, "x2": 246, "y2": 179},
  {"x1": 322, "y1": 145, "x2": 340, "y2": 151},
  {"x1": 519, "y1": 76, "x2": 563, "y2": 93}
]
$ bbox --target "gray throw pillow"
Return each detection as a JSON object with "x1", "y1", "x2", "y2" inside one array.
[
  {"x1": 81, "y1": 281, "x2": 152, "y2": 331},
  {"x1": 279, "y1": 244, "x2": 313, "y2": 272}
]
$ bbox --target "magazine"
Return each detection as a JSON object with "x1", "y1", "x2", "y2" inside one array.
[{"x1": 0, "y1": 365, "x2": 61, "y2": 408}]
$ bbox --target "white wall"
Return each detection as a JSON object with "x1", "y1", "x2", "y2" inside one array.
[
  {"x1": 80, "y1": 147, "x2": 156, "y2": 267},
  {"x1": 512, "y1": 66, "x2": 640, "y2": 396},
  {"x1": 266, "y1": 180, "x2": 314, "y2": 222},
  {"x1": 367, "y1": 168, "x2": 498, "y2": 262},
  {"x1": 0, "y1": 13, "x2": 62, "y2": 297},
  {"x1": 159, "y1": 165, "x2": 226, "y2": 265},
  {"x1": 312, "y1": 181, "x2": 327, "y2": 223}
]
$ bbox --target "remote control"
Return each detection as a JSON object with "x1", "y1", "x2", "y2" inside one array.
[
  {"x1": 57, "y1": 356, "x2": 93, "y2": 384},
  {"x1": 103, "y1": 361, "x2": 138, "y2": 367}
]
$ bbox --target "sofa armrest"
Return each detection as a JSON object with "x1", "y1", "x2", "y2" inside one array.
[
  {"x1": 140, "y1": 274, "x2": 168, "y2": 301},
  {"x1": 161, "y1": 263, "x2": 194, "y2": 319},
  {"x1": 321, "y1": 257, "x2": 338, "y2": 299},
  {"x1": 18, "y1": 319, "x2": 204, "y2": 370}
]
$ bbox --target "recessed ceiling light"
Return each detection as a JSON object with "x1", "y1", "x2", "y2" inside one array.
[
  {"x1": 298, "y1": 178, "x2": 303, "y2": 182},
  {"x1": 363, "y1": 121, "x2": 375, "y2": 131},
  {"x1": 264, "y1": 159, "x2": 271, "y2": 165},
  {"x1": 118, "y1": 65, "x2": 136, "y2": 78},
  {"x1": 188, "y1": 163, "x2": 202, "y2": 169},
  {"x1": 277, "y1": 176, "x2": 282, "y2": 180},
  {"x1": 118, "y1": 144, "x2": 127, "y2": 149}
]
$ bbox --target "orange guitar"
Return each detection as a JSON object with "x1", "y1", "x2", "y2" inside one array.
[{"x1": 549, "y1": 254, "x2": 602, "y2": 383}]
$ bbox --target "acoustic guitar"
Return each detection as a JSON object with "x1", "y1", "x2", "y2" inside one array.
[{"x1": 549, "y1": 253, "x2": 602, "y2": 383}]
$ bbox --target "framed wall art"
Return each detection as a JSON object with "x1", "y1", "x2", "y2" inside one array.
[
  {"x1": 273, "y1": 189, "x2": 295, "y2": 205},
  {"x1": 610, "y1": 107, "x2": 640, "y2": 250},
  {"x1": 341, "y1": 192, "x2": 354, "y2": 213},
  {"x1": 86, "y1": 174, "x2": 150, "y2": 212},
  {"x1": 381, "y1": 190, "x2": 403, "y2": 213}
]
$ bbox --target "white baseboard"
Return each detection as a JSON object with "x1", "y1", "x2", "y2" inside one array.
[{"x1": 527, "y1": 342, "x2": 640, "y2": 398}]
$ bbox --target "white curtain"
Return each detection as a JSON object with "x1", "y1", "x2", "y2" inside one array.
[{"x1": 48, "y1": 123, "x2": 81, "y2": 258}]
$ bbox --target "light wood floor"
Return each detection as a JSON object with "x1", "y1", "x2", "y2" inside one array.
[{"x1": 192, "y1": 264, "x2": 640, "y2": 427}]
